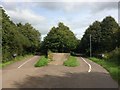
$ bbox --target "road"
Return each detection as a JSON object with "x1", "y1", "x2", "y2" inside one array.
[{"x1": 2, "y1": 55, "x2": 119, "y2": 89}]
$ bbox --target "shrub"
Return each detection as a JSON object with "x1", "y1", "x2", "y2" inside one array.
[{"x1": 106, "y1": 47, "x2": 120, "y2": 64}]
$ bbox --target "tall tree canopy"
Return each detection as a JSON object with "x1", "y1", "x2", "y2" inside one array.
[
  {"x1": 79, "y1": 16, "x2": 119, "y2": 55},
  {"x1": 1, "y1": 8, "x2": 41, "y2": 62},
  {"x1": 17, "y1": 23, "x2": 41, "y2": 53},
  {"x1": 100, "y1": 16, "x2": 119, "y2": 52},
  {"x1": 80, "y1": 21, "x2": 101, "y2": 54},
  {"x1": 42, "y1": 22, "x2": 78, "y2": 53}
]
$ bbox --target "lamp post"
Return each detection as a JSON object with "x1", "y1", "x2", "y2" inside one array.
[{"x1": 90, "y1": 34, "x2": 92, "y2": 57}]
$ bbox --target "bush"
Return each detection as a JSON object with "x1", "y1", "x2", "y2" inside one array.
[
  {"x1": 63, "y1": 56, "x2": 79, "y2": 67},
  {"x1": 35, "y1": 56, "x2": 48, "y2": 67},
  {"x1": 106, "y1": 47, "x2": 120, "y2": 64}
]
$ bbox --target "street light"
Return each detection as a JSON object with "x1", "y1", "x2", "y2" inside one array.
[{"x1": 90, "y1": 34, "x2": 92, "y2": 57}]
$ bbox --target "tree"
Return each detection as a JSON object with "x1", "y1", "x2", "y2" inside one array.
[
  {"x1": 79, "y1": 16, "x2": 119, "y2": 55},
  {"x1": 73, "y1": 39, "x2": 81, "y2": 53},
  {"x1": 80, "y1": 21, "x2": 101, "y2": 54},
  {"x1": 2, "y1": 8, "x2": 24, "y2": 62},
  {"x1": 17, "y1": 23, "x2": 41, "y2": 53},
  {"x1": 43, "y1": 22, "x2": 78, "y2": 53},
  {"x1": 100, "y1": 16, "x2": 119, "y2": 52},
  {"x1": 2, "y1": 8, "x2": 41, "y2": 62}
]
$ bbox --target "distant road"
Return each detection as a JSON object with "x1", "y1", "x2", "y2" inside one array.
[{"x1": 2, "y1": 55, "x2": 119, "y2": 89}]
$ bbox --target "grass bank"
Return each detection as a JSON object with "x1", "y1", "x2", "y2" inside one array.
[
  {"x1": 0, "y1": 54, "x2": 33, "y2": 68},
  {"x1": 89, "y1": 57, "x2": 120, "y2": 85},
  {"x1": 35, "y1": 56, "x2": 49, "y2": 67},
  {"x1": 63, "y1": 56, "x2": 79, "y2": 67}
]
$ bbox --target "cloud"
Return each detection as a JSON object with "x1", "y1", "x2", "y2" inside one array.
[
  {"x1": 41, "y1": 34, "x2": 47, "y2": 41},
  {"x1": 2, "y1": 2, "x2": 52, "y2": 36},
  {"x1": 7, "y1": 9, "x2": 45, "y2": 25},
  {"x1": 35, "y1": 2, "x2": 118, "y2": 13},
  {"x1": 1, "y1": 1, "x2": 118, "y2": 41},
  {"x1": 90, "y1": 2, "x2": 118, "y2": 13},
  {"x1": 2, "y1": 0, "x2": 119, "y2": 2},
  {"x1": 35, "y1": 2, "x2": 87, "y2": 13},
  {"x1": 34, "y1": 24, "x2": 51, "y2": 35}
]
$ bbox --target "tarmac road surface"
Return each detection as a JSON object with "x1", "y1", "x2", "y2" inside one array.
[{"x1": 2, "y1": 55, "x2": 119, "y2": 89}]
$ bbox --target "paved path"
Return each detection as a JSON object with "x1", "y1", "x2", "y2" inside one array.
[
  {"x1": 49, "y1": 53, "x2": 69, "y2": 65},
  {"x1": 2, "y1": 56, "x2": 119, "y2": 88}
]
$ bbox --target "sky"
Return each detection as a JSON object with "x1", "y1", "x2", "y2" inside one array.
[{"x1": 1, "y1": 0, "x2": 119, "y2": 41}]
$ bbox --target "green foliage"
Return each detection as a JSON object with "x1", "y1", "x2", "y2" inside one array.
[
  {"x1": 63, "y1": 56, "x2": 79, "y2": 67},
  {"x1": 79, "y1": 16, "x2": 119, "y2": 55},
  {"x1": 80, "y1": 21, "x2": 102, "y2": 54},
  {"x1": 89, "y1": 57, "x2": 120, "y2": 85},
  {"x1": 72, "y1": 39, "x2": 81, "y2": 53},
  {"x1": 105, "y1": 48, "x2": 120, "y2": 64},
  {"x1": 100, "y1": 16, "x2": 119, "y2": 52},
  {"x1": 116, "y1": 27, "x2": 120, "y2": 47},
  {"x1": 17, "y1": 23, "x2": 41, "y2": 53},
  {"x1": 42, "y1": 22, "x2": 78, "y2": 53},
  {"x1": 2, "y1": 8, "x2": 41, "y2": 63},
  {"x1": 35, "y1": 56, "x2": 48, "y2": 67}
]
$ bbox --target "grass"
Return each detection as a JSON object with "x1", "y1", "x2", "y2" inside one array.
[
  {"x1": 0, "y1": 54, "x2": 33, "y2": 68},
  {"x1": 34, "y1": 56, "x2": 49, "y2": 67},
  {"x1": 63, "y1": 56, "x2": 79, "y2": 67},
  {"x1": 89, "y1": 57, "x2": 120, "y2": 85}
]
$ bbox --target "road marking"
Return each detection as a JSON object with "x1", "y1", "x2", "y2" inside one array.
[
  {"x1": 17, "y1": 57, "x2": 35, "y2": 69},
  {"x1": 81, "y1": 57, "x2": 92, "y2": 72}
]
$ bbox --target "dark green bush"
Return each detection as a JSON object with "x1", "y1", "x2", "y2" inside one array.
[{"x1": 106, "y1": 48, "x2": 120, "y2": 64}]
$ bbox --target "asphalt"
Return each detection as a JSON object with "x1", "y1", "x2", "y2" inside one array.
[{"x1": 2, "y1": 55, "x2": 119, "y2": 89}]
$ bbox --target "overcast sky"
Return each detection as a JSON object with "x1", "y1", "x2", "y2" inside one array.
[{"x1": 1, "y1": 0, "x2": 119, "y2": 41}]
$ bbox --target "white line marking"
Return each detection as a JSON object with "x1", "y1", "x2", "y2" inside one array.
[
  {"x1": 81, "y1": 57, "x2": 92, "y2": 72},
  {"x1": 17, "y1": 57, "x2": 35, "y2": 69}
]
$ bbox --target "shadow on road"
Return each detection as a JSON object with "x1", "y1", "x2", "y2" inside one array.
[{"x1": 13, "y1": 72, "x2": 118, "y2": 89}]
